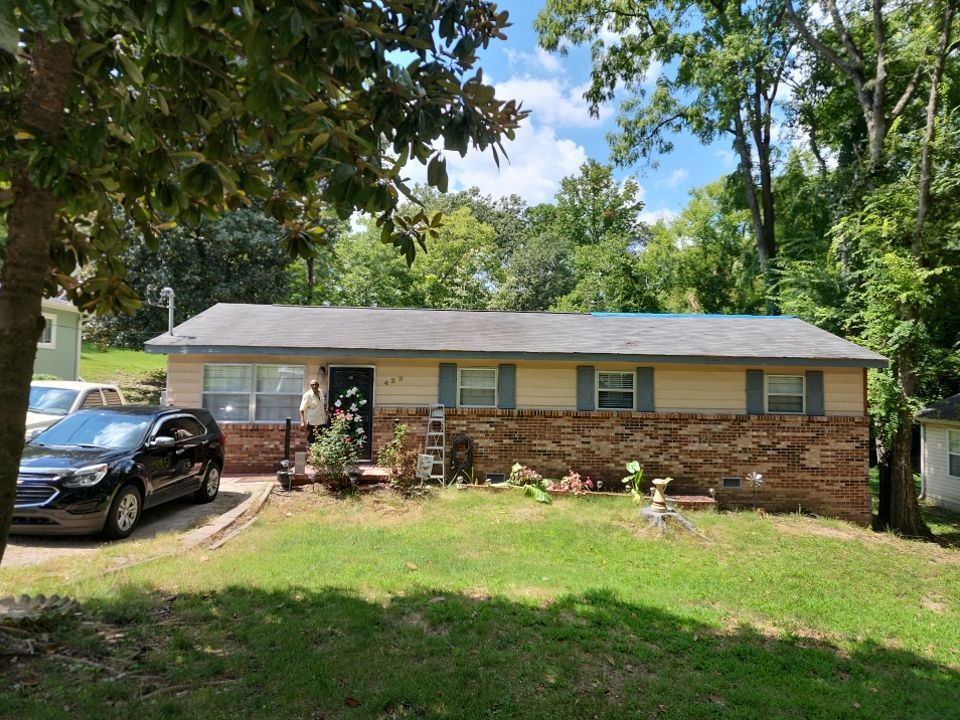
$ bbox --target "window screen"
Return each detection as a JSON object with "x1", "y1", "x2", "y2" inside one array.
[
  {"x1": 202, "y1": 364, "x2": 305, "y2": 423},
  {"x1": 255, "y1": 365, "x2": 304, "y2": 421},
  {"x1": 39, "y1": 315, "x2": 55, "y2": 346},
  {"x1": 202, "y1": 365, "x2": 252, "y2": 422},
  {"x1": 597, "y1": 371, "x2": 634, "y2": 410},
  {"x1": 458, "y1": 368, "x2": 497, "y2": 407},
  {"x1": 767, "y1": 375, "x2": 804, "y2": 414}
]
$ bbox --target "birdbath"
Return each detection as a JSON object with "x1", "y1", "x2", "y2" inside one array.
[{"x1": 650, "y1": 477, "x2": 673, "y2": 513}]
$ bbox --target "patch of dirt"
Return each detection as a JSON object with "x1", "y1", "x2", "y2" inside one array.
[
  {"x1": 265, "y1": 488, "x2": 428, "y2": 528},
  {"x1": 922, "y1": 597, "x2": 948, "y2": 613},
  {"x1": 771, "y1": 517, "x2": 960, "y2": 563}
]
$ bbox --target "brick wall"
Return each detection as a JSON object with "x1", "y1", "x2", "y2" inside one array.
[
  {"x1": 220, "y1": 423, "x2": 291, "y2": 474},
  {"x1": 372, "y1": 407, "x2": 872, "y2": 525}
]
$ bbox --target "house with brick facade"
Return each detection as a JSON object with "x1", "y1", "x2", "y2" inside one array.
[{"x1": 146, "y1": 304, "x2": 886, "y2": 524}]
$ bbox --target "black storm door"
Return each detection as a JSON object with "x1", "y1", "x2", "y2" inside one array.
[{"x1": 328, "y1": 367, "x2": 374, "y2": 461}]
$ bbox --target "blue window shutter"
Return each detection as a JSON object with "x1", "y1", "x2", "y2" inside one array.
[
  {"x1": 636, "y1": 367, "x2": 654, "y2": 411},
  {"x1": 577, "y1": 366, "x2": 595, "y2": 411},
  {"x1": 746, "y1": 370, "x2": 765, "y2": 414},
  {"x1": 806, "y1": 370, "x2": 824, "y2": 416},
  {"x1": 438, "y1": 363, "x2": 457, "y2": 407},
  {"x1": 498, "y1": 364, "x2": 516, "y2": 409}
]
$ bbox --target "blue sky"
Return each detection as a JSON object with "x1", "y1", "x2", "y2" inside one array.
[{"x1": 406, "y1": 2, "x2": 740, "y2": 222}]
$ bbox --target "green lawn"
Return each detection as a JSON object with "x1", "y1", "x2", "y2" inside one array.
[
  {"x1": 80, "y1": 342, "x2": 167, "y2": 403},
  {"x1": 2, "y1": 490, "x2": 959, "y2": 720}
]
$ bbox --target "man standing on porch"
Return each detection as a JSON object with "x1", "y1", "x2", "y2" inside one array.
[{"x1": 299, "y1": 377, "x2": 328, "y2": 448}]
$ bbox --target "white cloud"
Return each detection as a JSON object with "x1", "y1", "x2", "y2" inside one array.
[
  {"x1": 639, "y1": 208, "x2": 679, "y2": 225},
  {"x1": 503, "y1": 47, "x2": 563, "y2": 74},
  {"x1": 403, "y1": 120, "x2": 588, "y2": 205},
  {"x1": 643, "y1": 59, "x2": 664, "y2": 87},
  {"x1": 663, "y1": 168, "x2": 689, "y2": 189},
  {"x1": 496, "y1": 76, "x2": 609, "y2": 128},
  {"x1": 715, "y1": 148, "x2": 737, "y2": 169}
]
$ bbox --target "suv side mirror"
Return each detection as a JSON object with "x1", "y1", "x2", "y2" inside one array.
[{"x1": 150, "y1": 435, "x2": 176, "y2": 448}]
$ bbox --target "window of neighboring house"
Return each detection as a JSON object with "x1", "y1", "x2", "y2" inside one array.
[
  {"x1": 766, "y1": 375, "x2": 804, "y2": 414},
  {"x1": 458, "y1": 368, "x2": 497, "y2": 407},
  {"x1": 38, "y1": 313, "x2": 56, "y2": 349},
  {"x1": 202, "y1": 363, "x2": 305, "y2": 423},
  {"x1": 597, "y1": 371, "x2": 635, "y2": 410},
  {"x1": 949, "y1": 429, "x2": 960, "y2": 478}
]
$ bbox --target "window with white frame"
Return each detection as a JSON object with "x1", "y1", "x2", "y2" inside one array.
[
  {"x1": 949, "y1": 429, "x2": 960, "y2": 478},
  {"x1": 767, "y1": 375, "x2": 804, "y2": 413},
  {"x1": 458, "y1": 367, "x2": 497, "y2": 407},
  {"x1": 38, "y1": 313, "x2": 56, "y2": 349},
  {"x1": 202, "y1": 364, "x2": 305, "y2": 422},
  {"x1": 597, "y1": 371, "x2": 634, "y2": 410}
]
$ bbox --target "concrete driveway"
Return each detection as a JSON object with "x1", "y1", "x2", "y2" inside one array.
[{"x1": 3, "y1": 475, "x2": 274, "y2": 569}]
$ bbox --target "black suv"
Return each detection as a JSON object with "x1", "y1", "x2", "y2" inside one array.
[{"x1": 14, "y1": 406, "x2": 225, "y2": 538}]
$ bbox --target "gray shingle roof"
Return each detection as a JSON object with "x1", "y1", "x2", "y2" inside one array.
[
  {"x1": 917, "y1": 394, "x2": 960, "y2": 422},
  {"x1": 144, "y1": 304, "x2": 887, "y2": 367}
]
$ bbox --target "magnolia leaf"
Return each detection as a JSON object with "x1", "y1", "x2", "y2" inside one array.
[
  {"x1": 0, "y1": 6, "x2": 18, "y2": 55},
  {"x1": 117, "y1": 51, "x2": 143, "y2": 86}
]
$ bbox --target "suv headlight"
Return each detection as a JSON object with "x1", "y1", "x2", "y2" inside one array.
[{"x1": 61, "y1": 464, "x2": 109, "y2": 488}]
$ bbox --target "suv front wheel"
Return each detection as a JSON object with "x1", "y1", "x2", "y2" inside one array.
[{"x1": 103, "y1": 483, "x2": 142, "y2": 539}]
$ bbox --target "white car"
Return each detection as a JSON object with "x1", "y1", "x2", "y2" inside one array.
[{"x1": 26, "y1": 381, "x2": 127, "y2": 439}]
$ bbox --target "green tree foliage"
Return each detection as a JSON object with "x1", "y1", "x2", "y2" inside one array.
[
  {"x1": 322, "y1": 208, "x2": 502, "y2": 310},
  {"x1": 644, "y1": 182, "x2": 764, "y2": 315},
  {"x1": 549, "y1": 161, "x2": 651, "y2": 312},
  {"x1": 0, "y1": 1, "x2": 526, "y2": 563},
  {"x1": 536, "y1": 0, "x2": 792, "y2": 279},
  {"x1": 87, "y1": 207, "x2": 297, "y2": 347},
  {"x1": 784, "y1": 0, "x2": 959, "y2": 536}
]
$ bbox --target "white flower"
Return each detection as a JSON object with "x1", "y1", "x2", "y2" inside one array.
[
  {"x1": 350, "y1": 404, "x2": 358, "y2": 412},
  {"x1": 334, "y1": 400, "x2": 341, "y2": 407},
  {"x1": 359, "y1": 399, "x2": 367, "y2": 405}
]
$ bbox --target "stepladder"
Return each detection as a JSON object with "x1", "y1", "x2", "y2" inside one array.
[{"x1": 425, "y1": 404, "x2": 446, "y2": 484}]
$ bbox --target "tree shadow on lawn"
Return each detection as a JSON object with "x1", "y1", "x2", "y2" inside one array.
[
  {"x1": 923, "y1": 504, "x2": 960, "y2": 549},
  {"x1": 4, "y1": 587, "x2": 956, "y2": 720}
]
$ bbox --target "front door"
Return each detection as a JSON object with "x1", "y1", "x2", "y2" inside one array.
[{"x1": 328, "y1": 367, "x2": 374, "y2": 461}]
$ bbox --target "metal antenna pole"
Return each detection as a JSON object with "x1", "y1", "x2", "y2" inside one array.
[{"x1": 159, "y1": 287, "x2": 175, "y2": 336}]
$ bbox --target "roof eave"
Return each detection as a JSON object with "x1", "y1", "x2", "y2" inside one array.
[{"x1": 144, "y1": 343, "x2": 888, "y2": 369}]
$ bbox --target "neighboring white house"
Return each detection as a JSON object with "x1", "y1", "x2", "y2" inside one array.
[
  {"x1": 33, "y1": 297, "x2": 82, "y2": 380},
  {"x1": 918, "y1": 393, "x2": 960, "y2": 512}
]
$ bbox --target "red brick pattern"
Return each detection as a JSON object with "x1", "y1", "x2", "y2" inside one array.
[
  {"x1": 220, "y1": 423, "x2": 292, "y2": 474},
  {"x1": 219, "y1": 409, "x2": 872, "y2": 525},
  {"x1": 373, "y1": 407, "x2": 872, "y2": 525}
]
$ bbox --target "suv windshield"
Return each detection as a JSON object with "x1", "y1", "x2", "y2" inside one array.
[
  {"x1": 31, "y1": 410, "x2": 151, "y2": 450},
  {"x1": 28, "y1": 386, "x2": 79, "y2": 416}
]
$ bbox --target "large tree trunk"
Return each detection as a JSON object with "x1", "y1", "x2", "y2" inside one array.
[
  {"x1": 885, "y1": 342, "x2": 930, "y2": 538},
  {"x1": 0, "y1": 36, "x2": 74, "y2": 566},
  {"x1": 874, "y1": 436, "x2": 891, "y2": 528}
]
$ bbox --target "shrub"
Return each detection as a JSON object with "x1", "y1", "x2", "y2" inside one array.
[
  {"x1": 309, "y1": 411, "x2": 362, "y2": 491},
  {"x1": 378, "y1": 423, "x2": 423, "y2": 493}
]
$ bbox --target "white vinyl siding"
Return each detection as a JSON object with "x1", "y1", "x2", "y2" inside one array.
[
  {"x1": 459, "y1": 368, "x2": 497, "y2": 407},
  {"x1": 767, "y1": 375, "x2": 804, "y2": 414},
  {"x1": 202, "y1": 363, "x2": 305, "y2": 423},
  {"x1": 950, "y1": 430, "x2": 960, "y2": 478},
  {"x1": 597, "y1": 371, "x2": 634, "y2": 410}
]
